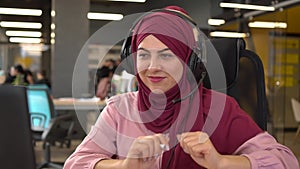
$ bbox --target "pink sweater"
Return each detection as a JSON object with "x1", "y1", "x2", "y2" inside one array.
[{"x1": 64, "y1": 92, "x2": 299, "y2": 169}]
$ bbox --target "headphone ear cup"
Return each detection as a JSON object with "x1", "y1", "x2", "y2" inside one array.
[
  {"x1": 188, "y1": 51, "x2": 199, "y2": 72},
  {"x1": 121, "y1": 53, "x2": 135, "y2": 75},
  {"x1": 120, "y1": 36, "x2": 135, "y2": 75}
]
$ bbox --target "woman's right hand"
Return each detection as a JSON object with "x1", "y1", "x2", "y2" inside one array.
[{"x1": 121, "y1": 133, "x2": 169, "y2": 169}]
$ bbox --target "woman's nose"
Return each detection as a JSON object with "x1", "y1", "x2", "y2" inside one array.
[{"x1": 148, "y1": 56, "x2": 161, "y2": 70}]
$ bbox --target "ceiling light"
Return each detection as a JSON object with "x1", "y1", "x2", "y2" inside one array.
[
  {"x1": 0, "y1": 21, "x2": 42, "y2": 29},
  {"x1": 107, "y1": 0, "x2": 146, "y2": 3},
  {"x1": 0, "y1": 7, "x2": 42, "y2": 16},
  {"x1": 20, "y1": 44, "x2": 49, "y2": 52},
  {"x1": 220, "y1": 2, "x2": 275, "y2": 11},
  {"x1": 9, "y1": 37, "x2": 42, "y2": 44},
  {"x1": 208, "y1": 19, "x2": 225, "y2": 26},
  {"x1": 87, "y1": 12, "x2": 123, "y2": 20},
  {"x1": 51, "y1": 23, "x2": 55, "y2": 30},
  {"x1": 210, "y1": 31, "x2": 249, "y2": 38},
  {"x1": 6, "y1": 31, "x2": 42, "y2": 37},
  {"x1": 248, "y1": 21, "x2": 287, "y2": 28}
]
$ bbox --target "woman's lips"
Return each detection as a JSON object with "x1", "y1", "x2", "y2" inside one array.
[{"x1": 148, "y1": 76, "x2": 165, "y2": 83}]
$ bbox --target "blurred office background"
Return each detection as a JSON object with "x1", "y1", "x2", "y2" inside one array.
[{"x1": 0, "y1": 0, "x2": 300, "y2": 165}]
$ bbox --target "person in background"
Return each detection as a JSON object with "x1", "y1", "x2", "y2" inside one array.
[
  {"x1": 64, "y1": 6, "x2": 298, "y2": 169},
  {"x1": 4, "y1": 64, "x2": 27, "y2": 85},
  {"x1": 95, "y1": 59, "x2": 114, "y2": 100},
  {"x1": 24, "y1": 69, "x2": 35, "y2": 85},
  {"x1": 35, "y1": 70, "x2": 51, "y2": 89},
  {"x1": 0, "y1": 69, "x2": 5, "y2": 84}
]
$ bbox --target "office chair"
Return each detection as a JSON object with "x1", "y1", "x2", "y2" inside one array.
[
  {"x1": 27, "y1": 88, "x2": 56, "y2": 131},
  {"x1": 291, "y1": 98, "x2": 300, "y2": 141},
  {"x1": 0, "y1": 85, "x2": 36, "y2": 169},
  {"x1": 26, "y1": 88, "x2": 74, "y2": 168},
  {"x1": 38, "y1": 113, "x2": 75, "y2": 169},
  {"x1": 203, "y1": 38, "x2": 268, "y2": 130}
]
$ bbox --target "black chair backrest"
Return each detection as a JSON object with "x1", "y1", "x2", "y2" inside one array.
[
  {"x1": 27, "y1": 88, "x2": 56, "y2": 130},
  {"x1": 203, "y1": 38, "x2": 268, "y2": 130},
  {"x1": 42, "y1": 113, "x2": 75, "y2": 144},
  {"x1": 0, "y1": 85, "x2": 36, "y2": 169}
]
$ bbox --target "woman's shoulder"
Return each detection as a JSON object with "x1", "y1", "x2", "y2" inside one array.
[
  {"x1": 104, "y1": 92, "x2": 138, "y2": 114},
  {"x1": 107, "y1": 91, "x2": 138, "y2": 104},
  {"x1": 101, "y1": 92, "x2": 139, "y2": 123}
]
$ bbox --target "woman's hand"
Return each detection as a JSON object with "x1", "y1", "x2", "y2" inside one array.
[
  {"x1": 178, "y1": 131, "x2": 222, "y2": 169},
  {"x1": 122, "y1": 133, "x2": 169, "y2": 169}
]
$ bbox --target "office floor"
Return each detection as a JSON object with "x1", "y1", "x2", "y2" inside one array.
[{"x1": 35, "y1": 131, "x2": 300, "y2": 168}]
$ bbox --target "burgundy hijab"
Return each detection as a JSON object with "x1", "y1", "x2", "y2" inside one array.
[{"x1": 131, "y1": 6, "x2": 262, "y2": 169}]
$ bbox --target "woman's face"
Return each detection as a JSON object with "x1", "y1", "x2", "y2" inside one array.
[{"x1": 136, "y1": 35, "x2": 183, "y2": 93}]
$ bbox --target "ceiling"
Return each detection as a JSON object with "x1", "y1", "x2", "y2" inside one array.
[
  {"x1": 0, "y1": 0, "x2": 300, "y2": 44},
  {"x1": 0, "y1": 0, "x2": 51, "y2": 43},
  {"x1": 216, "y1": 2, "x2": 300, "y2": 34}
]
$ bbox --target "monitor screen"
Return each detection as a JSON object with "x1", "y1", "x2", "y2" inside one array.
[{"x1": 27, "y1": 89, "x2": 51, "y2": 128}]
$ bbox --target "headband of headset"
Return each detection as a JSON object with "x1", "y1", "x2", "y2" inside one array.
[{"x1": 120, "y1": 8, "x2": 207, "y2": 76}]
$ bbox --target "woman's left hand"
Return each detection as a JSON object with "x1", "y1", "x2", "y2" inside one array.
[{"x1": 177, "y1": 131, "x2": 223, "y2": 169}]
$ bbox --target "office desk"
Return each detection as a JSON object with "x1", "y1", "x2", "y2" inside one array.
[
  {"x1": 53, "y1": 98, "x2": 106, "y2": 111},
  {"x1": 53, "y1": 98, "x2": 106, "y2": 133}
]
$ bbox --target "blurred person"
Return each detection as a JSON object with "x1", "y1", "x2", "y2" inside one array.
[
  {"x1": 4, "y1": 64, "x2": 27, "y2": 85},
  {"x1": 24, "y1": 69, "x2": 35, "y2": 85},
  {"x1": 95, "y1": 59, "x2": 114, "y2": 100},
  {"x1": 64, "y1": 6, "x2": 298, "y2": 169},
  {"x1": 0, "y1": 69, "x2": 5, "y2": 84},
  {"x1": 35, "y1": 70, "x2": 51, "y2": 89}
]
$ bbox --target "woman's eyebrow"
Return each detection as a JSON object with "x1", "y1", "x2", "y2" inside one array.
[
  {"x1": 137, "y1": 48, "x2": 171, "y2": 54},
  {"x1": 157, "y1": 48, "x2": 170, "y2": 53}
]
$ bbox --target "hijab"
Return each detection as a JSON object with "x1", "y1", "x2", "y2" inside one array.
[{"x1": 131, "y1": 6, "x2": 262, "y2": 169}]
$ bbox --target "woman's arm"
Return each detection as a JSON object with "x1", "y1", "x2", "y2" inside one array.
[
  {"x1": 178, "y1": 131, "x2": 299, "y2": 169},
  {"x1": 63, "y1": 126, "x2": 117, "y2": 169},
  {"x1": 234, "y1": 132, "x2": 299, "y2": 169},
  {"x1": 178, "y1": 132, "x2": 251, "y2": 169}
]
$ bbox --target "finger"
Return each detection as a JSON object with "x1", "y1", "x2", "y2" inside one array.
[
  {"x1": 141, "y1": 137, "x2": 154, "y2": 159},
  {"x1": 156, "y1": 133, "x2": 170, "y2": 151},
  {"x1": 189, "y1": 141, "x2": 211, "y2": 157},
  {"x1": 181, "y1": 136, "x2": 199, "y2": 154},
  {"x1": 129, "y1": 138, "x2": 151, "y2": 159},
  {"x1": 178, "y1": 132, "x2": 209, "y2": 155},
  {"x1": 149, "y1": 135, "x2": 162, "y2": 159}
]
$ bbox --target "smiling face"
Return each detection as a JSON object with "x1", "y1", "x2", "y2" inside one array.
[{"x1": 136, "y1": 35, "x2": 184, "y2": 93}]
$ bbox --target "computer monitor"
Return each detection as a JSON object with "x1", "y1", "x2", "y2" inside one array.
[{"x1": 27, "y1": 88, "x2": 54, "y2": 129}]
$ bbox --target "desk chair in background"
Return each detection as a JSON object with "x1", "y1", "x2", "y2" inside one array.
[
  {"x1": 0, "y1": 85, "x2": 36, "y2": 169},
  {"x1": 27, "y1": 88, "x2": 75, "y2": 168},
  {"x1": 27, "y1": 88, "x2": 55, "y2": 133},
  {"x1": 291, "y1": 98, "x2": 300, "y2": 141},
  {"x1": 203, "y1": 38, "x2": 268, "y2": 130},
  {"x1": 38, "y1": 114, "x2": 75, "y2": 169}
]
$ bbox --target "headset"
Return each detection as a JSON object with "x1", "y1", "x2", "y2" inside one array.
[{"x1": 120, "y1": 8, "x2": 207, "y2": 80}]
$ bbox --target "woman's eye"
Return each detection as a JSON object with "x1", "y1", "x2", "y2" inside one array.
[
  {"x1": 137, "y1": 53, "x2": 149, "y2": 59},
  {"x1": 160, "y1": 53, "x2": 174, "y2": 59}
]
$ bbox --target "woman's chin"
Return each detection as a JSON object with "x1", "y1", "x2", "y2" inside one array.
[{"x1": 150, "y1": 88, "x2": 165, "y2": 94}]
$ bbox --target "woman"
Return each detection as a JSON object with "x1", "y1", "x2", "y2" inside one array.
[{"x1": 64, "y1": 6, "x2": 298, "y2": 169}]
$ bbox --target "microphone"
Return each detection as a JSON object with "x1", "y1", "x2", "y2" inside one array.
[{"x1": 172, "y1": 71, "x2": 206, "y2": 104}]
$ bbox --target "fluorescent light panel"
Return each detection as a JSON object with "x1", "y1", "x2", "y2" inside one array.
[
  {"x1": 107, "y1": 0, "x2": 146, "y2": 2},
  {"x1": 87, "y1": 12, "x2": 123, "y2": 20},
  {"x1": 21, "y1": 44, "x2": 48, "y2": 52},
  {"x1": 210, "y1": 31, "x2": 248, "y2": 38},
  {"x1": 0, "y1": 7, "x2": 42, "y2": 16},
  {"x1": 220, "y1": 2, "x2": 275, "y2": 11},
  {"x1": 6, "y1": 30, "x2": 42, "y2": 37},
  {"x1": 248, "y1": 21, "x2": 287, "y2": 28},
  {"x1": 208, "y1": 19, "x2": 225, "y2": 26},
  {"x1": 9, "y1": 37, "x2": 42, "y2": 44},
  {"x1": 0, "y1": 21, "x2": 42, "y2": 29}
]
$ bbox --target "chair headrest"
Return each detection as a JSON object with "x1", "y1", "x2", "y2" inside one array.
[{"x1": 202, "y1": 38, "x2": 245, "y2": 90}]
